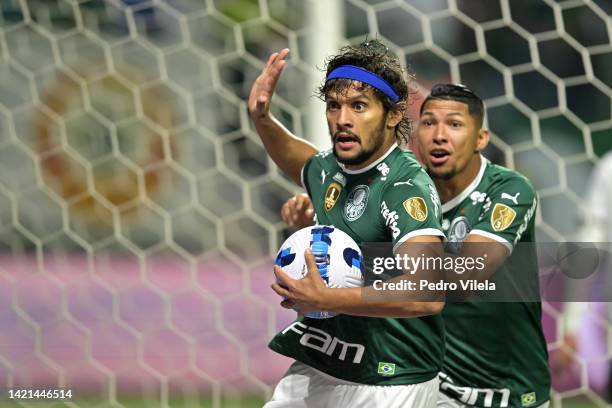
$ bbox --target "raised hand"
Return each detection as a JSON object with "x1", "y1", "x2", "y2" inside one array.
[
  {"x1": 281, "y1": 193, "x2": 314, "y2": 228},
  {"x1": 248, "y1": 48, "x2": 290, "y2": 119}
]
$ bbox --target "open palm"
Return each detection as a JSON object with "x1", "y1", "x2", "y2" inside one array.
[{"x1": 248, "y1": 48, "x2": 290, "y2": 118}]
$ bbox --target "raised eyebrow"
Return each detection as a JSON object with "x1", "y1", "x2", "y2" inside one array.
[
  {"x1": 351, "y1": 93, "x2": 372, "y2": 101},
  {"x1": 325, "y1": 94, "x2": 372, "y2": 103}
]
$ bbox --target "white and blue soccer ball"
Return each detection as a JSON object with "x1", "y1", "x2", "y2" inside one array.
[{"x1": 275, "y1": 225, "x2": 364, "y2": 318}]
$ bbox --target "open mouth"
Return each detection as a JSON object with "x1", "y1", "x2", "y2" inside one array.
[
  {"x1": 429, "y1": 149, "x2": 450, "y2": 164},
  {"x1": 334, "y1": 133, "x2": 360, "y2": 150}
]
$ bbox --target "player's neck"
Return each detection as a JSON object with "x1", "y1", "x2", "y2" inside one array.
[{"x1": 435, "y1": 155, "x2": 483, "y2": 204}]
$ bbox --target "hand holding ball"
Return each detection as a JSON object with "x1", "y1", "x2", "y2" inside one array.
[{"x1": 274, "y1": 226, "x2": 364, "y2": 318}]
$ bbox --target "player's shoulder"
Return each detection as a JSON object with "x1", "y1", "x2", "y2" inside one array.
[
  {"x1": 305, "y1": 148, "x2": 339, "y2": 174},
  {"x1": 309, "y1": 148, "x2": 335, "y2": 166},
  {"x1": 383, "y1": 148, "x2": 429, "y2": 183},
  {"x1": 484, "y1": 162, "x2": 536, "y2": 197},
  {"x1": 380, "y1": 149, "x2": 439, "y2": 211}
]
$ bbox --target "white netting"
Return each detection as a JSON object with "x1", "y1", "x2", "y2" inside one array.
[{"x1": 0, "y1": 0, "x2": 611, "y2": 407}]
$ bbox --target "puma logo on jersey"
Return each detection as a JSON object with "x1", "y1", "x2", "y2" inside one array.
[
  {"x1": 501, "y1": 192, "x2": 520, "y2": 205},
  {"x1": 393, "y1": 179, "x2": 413, "y2": 187}
]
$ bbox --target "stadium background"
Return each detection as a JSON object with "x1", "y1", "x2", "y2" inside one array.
[{"x1": 0, "y1": 0, "x2": 611, "y2": 406}]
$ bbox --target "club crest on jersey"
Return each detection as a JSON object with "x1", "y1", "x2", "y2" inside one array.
[
  {"x1": 344, "y1": 185, "x2": 369, "y2": 221},
  {"x1": 448, "y1": 216, "x2": 471, "y2": 242},
  {"x1": 403, "y1": 197, "x2": 428, "y2": 222},
  {"x1": 324, "y1": 182, "x2": 342, "y2": 212},
  {"x1": 491, "y1": 203, "x2": 516, "y2": 231},
  {"x1": 446, "y1": 216, "x2": 471, "y2": 253}
]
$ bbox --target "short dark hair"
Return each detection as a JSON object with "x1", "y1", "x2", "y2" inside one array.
[
  {"x1": 419, "y1": 83, "x2": 485, "y2": 128},
  {"x1": 318, "y1": 40, "x2": 412, "y2": 144}
]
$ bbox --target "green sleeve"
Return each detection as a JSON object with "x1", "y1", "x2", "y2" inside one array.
[
  {"x1": 380, "y1": 178, "x2": 444, "y2": 251},
  {"x1": 470, "y1": 176, "x2": 537, "y2": 249}
]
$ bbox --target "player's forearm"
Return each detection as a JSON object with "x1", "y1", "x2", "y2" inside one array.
[
  {"x1": 251, "y1": 113, "x2": 317, "y2": 185},
  {"x1": 446, "y1": 237, "x2": 508, "y2": 284},
  {"x1": 320, "y1": 236, "x2": 444, "y2": 317},
  {"x1": 320, "y1": 286, "x2": 444, "y2": 318}
]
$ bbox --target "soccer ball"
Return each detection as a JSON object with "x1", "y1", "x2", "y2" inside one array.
[{"x1": 274, "y1": 225, "x2": 364, "y2": 318}]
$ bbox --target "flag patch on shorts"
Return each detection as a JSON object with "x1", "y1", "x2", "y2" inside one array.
[
  {"x1": 521, "y1": 392, "x2": 536, "y2": 406},
  {"x1": 377, "y1": 362, "x2": 396, "y2": 376}
]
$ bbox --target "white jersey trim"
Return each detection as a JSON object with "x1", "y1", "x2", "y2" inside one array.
[
  {"x1": 393, "y1": 228, "x2": 445, "y2": 253},
  {"x1": 469, "y1": 229, "x2": 513, "y2": 253},
  {"x1": 441, "y1": 156, "x2": 488, "y2": 213},
  {"x1": 300, "y1": 162, "x2": 308, "y2": 192},
  {"x1": 338, "y1": 144, "x2": 398, "y2": 174}
]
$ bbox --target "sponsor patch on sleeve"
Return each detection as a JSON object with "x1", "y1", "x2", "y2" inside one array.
[
  {"x1": 491, "y1": 203, "x2": 516, "y2": 231},
  {"x1": 403, "y1": 197, "x2": 428, "y2": 222}
]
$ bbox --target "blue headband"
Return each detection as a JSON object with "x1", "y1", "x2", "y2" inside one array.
[{"x1": 326, "y1": 65, "x2": 400, "y2": 103}]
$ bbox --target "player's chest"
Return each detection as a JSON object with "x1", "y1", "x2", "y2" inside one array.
[
  {"x1": 314, "y1": 176, "x2": 385, "y2": 241},
  {"x1": 442, "y1": 190, "x2": 491, "y2": 243}
]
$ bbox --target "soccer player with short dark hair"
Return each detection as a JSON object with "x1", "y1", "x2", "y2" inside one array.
[
  {"x1": 249, "y1": 41, "x2": 446, "y2": 407},
  {"x1": 418, "y1": 84, "x2": 550, "y2": 408}
]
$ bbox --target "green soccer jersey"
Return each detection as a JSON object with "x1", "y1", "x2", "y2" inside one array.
[
  {"x1": 439, "y1": 158, "x2": 550, "y2": 408},
  {"x1": 269, "y1": 144, "x2": 446, "y2": 385}
]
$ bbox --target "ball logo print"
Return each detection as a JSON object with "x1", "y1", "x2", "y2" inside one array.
[
  {"x1": 275, "y1": 247, "x2": 297, "y2": 269},
  {"x1": 275, "y1": 226, "x2": 364, "y2": 318},
  {"x1": 310, "y1": 226, "x2": 334, "y2": 284}
]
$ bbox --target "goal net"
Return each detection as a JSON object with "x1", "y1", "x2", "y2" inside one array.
[{"x1": 0, "y1": 0, "x2": 610, "y2": 407}]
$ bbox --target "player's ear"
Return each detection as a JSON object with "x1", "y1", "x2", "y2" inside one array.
[
  {"x1": 386, "y1": 105, "x2": 404, "y2": 128},
  {"x1": 475, "y1": 128, "x2": 489, "y2": 153}
]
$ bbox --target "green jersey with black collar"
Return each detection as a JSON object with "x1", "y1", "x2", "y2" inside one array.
[{"x1": 269, "y1": 144, "x2": 446, "y2": 385}]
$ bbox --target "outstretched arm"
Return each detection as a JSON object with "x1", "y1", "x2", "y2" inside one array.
[{"x1": 248, "y1": 49, "x2": 318, "y2": 185}]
